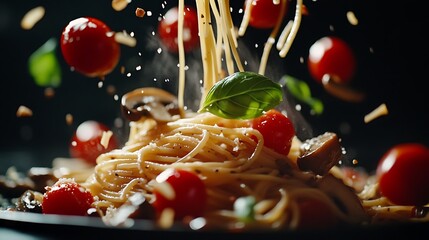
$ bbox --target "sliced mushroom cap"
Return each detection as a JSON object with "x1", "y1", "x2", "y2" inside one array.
[
  {"x1": 121, "y1": 87, "x2": 180, "y2": 122},
  {"x1": 297, "y1": 132, "x2": 342, "y2": 176}
]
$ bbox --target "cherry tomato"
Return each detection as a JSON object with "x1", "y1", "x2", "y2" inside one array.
[
  {"x1": 61, "y1": 17, "x2": 120, "y2": 78},
  {"x1": 69, "y1": 120, "x2": 119, "y2": 165},
  {"x1": 244, "y1": 0, "x2": 287, "y2": 29},
  {"x1": 152, "y1": 168, "x2": 207, "y2": 219},
  {"x1": 308, "y1": 36, "x2": 356, "y2": 84},
  {"x1": 296, "y1": 198, "x2": 338, "y2": 230},
  {"x1": 376, "y1": 143, "x2": 429, "y2": 206},
  {"x1": 42, "y1": 180, "x2": 94, "y2": 216},
  {"x1": 158, "y1": 6, "x2": 199, "y2": 53},
  {"x1": 251, "y1": 109, "x2": 295, "y2": 156}
]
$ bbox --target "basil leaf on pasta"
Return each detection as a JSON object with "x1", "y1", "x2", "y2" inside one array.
[{"x1": 199, "y1": 71, "x2": 283, "y2": 119}]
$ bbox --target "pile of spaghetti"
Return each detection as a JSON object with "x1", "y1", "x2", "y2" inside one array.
[{"x1": 4, "y1": 0, "x2": 428, "y2": 233}]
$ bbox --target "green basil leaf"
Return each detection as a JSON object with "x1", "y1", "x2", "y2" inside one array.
[
  {"x1": 281, "y1": 75, "x2": 324, "y2": 115},
  {"x1": 28, "y1": 38, "x2": 62, "y2": 87},
  {"x1": 233, "y1": 196, "x2": 256, "y2": 222},
  {"x1": 199, "y1": 71, "x2": 283, "y2": 119}
]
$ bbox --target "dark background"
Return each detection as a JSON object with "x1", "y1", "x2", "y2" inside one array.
[{"x1": 0, "y1": 0, "x2": 427, "y2": 173}]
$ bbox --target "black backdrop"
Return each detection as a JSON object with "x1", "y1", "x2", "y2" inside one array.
[{"x1": 0, "y1": 0, "x2": 427, "y2": 172}]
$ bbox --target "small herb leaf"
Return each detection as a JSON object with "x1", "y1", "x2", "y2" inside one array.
[
  {"x1": 199, "y1": 71, "x2": 283, "y2": 119},
  {"x1": 281, "y1": 75, "x2": 324, "y2": 115},
  {"x1": 28, "y1": 38, "x2": 62, "y2": 87}
]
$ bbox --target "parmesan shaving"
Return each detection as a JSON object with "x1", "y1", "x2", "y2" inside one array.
[
  {"x1": 115, "y1": 32, "x2": 137, "y2": 47},
  {"x1": 112, "y1": 0, "x2": 131, "y2": 11},
  {"x1": 16, "y1": 105, "x2": 33, "y2": 117},
  {"x1": 364, "y1": 103, "x2": 388, "y2": 123},
  {"x1": 21, "y1": 6, "x2": 45, "y2": 30},
  {"x1": 158, "y1": 208, "x2": 175, "y2": 229},
  {"x1": 100, "y1": 130, "x2": 113, "y2": 149},
  {"x1": 65, "y1": 113, "x2": 74, "y2": 126},
  {"x1": 346, "y1": 11, "x2": 359, "y2": 26}
]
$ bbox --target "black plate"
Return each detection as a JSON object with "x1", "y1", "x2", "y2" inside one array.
[{"x1": 0, "y1": 210, "x2": 428, "y2": 240}]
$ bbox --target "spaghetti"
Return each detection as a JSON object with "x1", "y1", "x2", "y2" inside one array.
[
  {"x1": 5, "y1": 0, "x2": 428, "y2": 233},
  {"x1": 74, "y1": 0, "x2": 428, "y2": 230}
]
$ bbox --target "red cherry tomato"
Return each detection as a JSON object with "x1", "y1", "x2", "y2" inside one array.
[
  {"x1": 251, "y1": 109, "x2": 295, "y2": 156},
  {"x1": 308, "y1": 36, "x2": 356, "y2": 84},
  {"x1": 60, "y1": 17, "x2": 120, "y2": 78},
  {"x1": 244, "y1": 0, "x2": 287, "y2": 29},
  {"x1": 152, "y1": 168, "x2": 207, "y2": 219},
  {"x1": 376, "y1": 143, "x2": 429, "y2": 206},
  {"x1": 296, "y1": 198, "x2": 338, "y2": 230},
  {"x1": 158, "y1": 6, "x2": 199, "y2": 53},
  {"x1": 42, "y1": 180, "x2": 94, "y2": 216},
  {"x1": 69, "y1": 120, "x2": 119, "y2": 165}
]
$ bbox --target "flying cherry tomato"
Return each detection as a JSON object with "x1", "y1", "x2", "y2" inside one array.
[
  {"x1": 376, "y1": 143, "x2": 429, "y2": 206},
  {"x1": 251, "y1": 109, "x2": 295, "y2": 156},
  {"x1": 69, "y1": 120, "x2": 119, "y2": 165},
  {"x1": 308, "y1": 36, "x2": 356, "y2": 84},
  {"x1": 244, "y1": 0, "x2": 287, "y2": 29},
  {"x1": 158, "y1": 6, "x2": 199, "y2": 53},
  {"x1": 42, "y1": 180, "x2": 94, "y2": 216},
  {"x1": 60, "y1": 17, "x2": 120, "y2": 78},
  {"x1": 152, "y1": 168, "x2": 207, "y2": 219}
]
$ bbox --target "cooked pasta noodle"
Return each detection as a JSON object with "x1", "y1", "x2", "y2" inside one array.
[{"x1": 71, "y1": 0, "x2": 429, "y2": 230}]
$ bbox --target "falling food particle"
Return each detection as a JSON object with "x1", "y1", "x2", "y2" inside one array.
[
  {"x1": 115, "y1": 32, "x2": 137, "y2": 47},
  {"x1": 135, "y1": 8, "x2": 146, "y2": 18},
  {"x1": 364, "y1": 103, "x2": 388, "y2": 123},
  {"x1": 44, "y1": 87, "x2": 55, "y2": 98},
  {"x1": 100, "y1": 131, "x2": 113, "y2": 149},
  {"x1": 322, "y1": 75, "x2": 365, "y2": 103},
  {"x1": 21, "y1": 6, "x2": 45, "y2": 30},
  {"x1": 16, "y1": 105, "x2": 33, "y2": 117},
  {"x1": 346, "y1": 11, "x2": 358, "y2": 26},
  {"x1": 65, "y1": 114, "x2": 74, "y2": 126},
  {"x1": 112, "y1": 0, "x2": 131, "y2": 11},
  {"x1": 106, "y1": 85, "x2": 116, "y2": 95}
]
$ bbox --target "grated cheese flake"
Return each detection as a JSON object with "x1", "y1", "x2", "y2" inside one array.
[
  {"x1": 100, "y1": 130, "x2": 113, "y2": 149},
  {"x1": 115, "y1": 32, "x2": 137, "y2": 47},
  {"x1": 346, "y1": 11, "x2": 359, "y2": 26},
  {"x1": 16, "y1": 105, "x2": 33, "y2": 117},
  {"x1": 364, "y1": 103, "x2": 388, "y2": 123},
  {"x1": 65, "y1": 113, "x2": 74, "y2": 126},
  {"x1": 21, "y1": 6, "x2": 45, "y2": 30},
  {"x1": 112, "y1": 0, "x2": 131, "y2": 11}
]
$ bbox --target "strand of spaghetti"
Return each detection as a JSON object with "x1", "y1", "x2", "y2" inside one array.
[
  {"x1": 177, "y1": 0, "x2": 186, "y2": 117},
  {"x1": 218, "y1": 0, "x2": 244, "y2": 72},
  {"x1": 256, "y1": 188, "x2": 289, "y2": 224},
  {"x1": 276, "y1": 20, "x2": 293, "y2": 50},
  {"x1": 176, "y1": 129, "x2": 209, "y2": 162},
  {"x1": 209, "y1": 0, "x2": 223, "y2": 80},
  {"x1": 118, "y1": 178, "x2": 147, "y2": 200},
  {"x1": 196, "y1": 0, "x2": 211, "y2": 106},
  {"x1": 288, "y1": 187, "x2": 351, "y2": 224},
  {"x1": 225, "y1": 1, "x2": 238, "y2": 48},
  {"x1": 279, "y1": 0, "x2": 303, "y2": 58},
  {"x1": 238, "y1": 0, "x2": 252, "y2": 36},
  {"x1": 258, "y1": 0, "x2": 288, "y2": 75}
]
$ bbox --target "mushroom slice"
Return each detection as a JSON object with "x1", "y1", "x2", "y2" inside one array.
[
  {"x1": 297, "y1": 132, "x2": 342, "y2": 176},
  {"x1": 121, "y1": 87, "x2": 180, "y2": 122}
]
